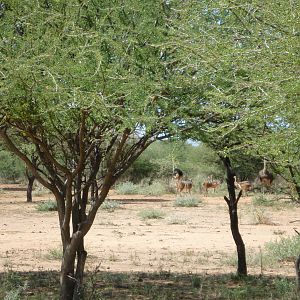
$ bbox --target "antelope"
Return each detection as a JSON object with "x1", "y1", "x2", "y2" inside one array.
[
  {"x1": 173, "y1": 168, "x2": 193, "y2": 195},
  {"x1": 202, "y1": 176, "x2": 220, "y2": 195},
  {"x1": 234, "y1": 176, "x2": 252, "y2": 196}
]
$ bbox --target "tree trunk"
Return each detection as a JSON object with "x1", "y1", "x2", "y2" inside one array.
[
  {"x1": 26, "y1": 175, "x2": 35, "y2": 203},
  {"x1": 222, "y1": 156, "x2": 247, "y2": 276},
  {"x1": 288, "y1": 166, "x2": 300, "y2": 202},
  {"x1": 60, "y1": 238, "x2": 87, "y2": 300},
  {"x1": 25, "y1": 156, "x2": 38, "y2": 203},
  {"x1": 296, "y1": 254, "x2": 300, "y2": 295},
  {"x1": 60, "y1": 247, "x2": 76, "y2": 300},
  {"x1": 73, "y1": 240, "x2": 87, "y2": 300}
]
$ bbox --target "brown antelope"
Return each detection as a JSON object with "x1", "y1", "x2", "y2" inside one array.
[
  {"x1": 202, "y1": 176, "x2": 220, "y2": 195},
  {"x1": 234, "y1": 176, "x2": 252, "y2": 196},
  {"x1": 173, "y1": 168, "x2": 193, "y2": 195}
]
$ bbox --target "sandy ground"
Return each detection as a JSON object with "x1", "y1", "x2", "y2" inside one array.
[{"x1": 0, "y1": 184, "x2": 299, "y2": 277}]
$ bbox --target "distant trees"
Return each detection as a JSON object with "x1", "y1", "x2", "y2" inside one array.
[
  {"x1": 0, "y1": 148, "x2": 24, "y2": 182},
  {"x1": 124, "y1": 141, "x2": 224, "y2": 185}
]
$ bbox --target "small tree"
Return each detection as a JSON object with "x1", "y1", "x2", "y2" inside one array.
[{"x1": 222, "y1": 156, "x2": 247, "y2": 276}]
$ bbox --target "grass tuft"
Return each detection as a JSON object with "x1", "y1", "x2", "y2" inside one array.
[
  {"x1": 45, "y1": 248, "x2": 63, "y2": 260},
  {"x1": 174, "y1": 196, "x2": 201, "y2": 207},
  {"x1": 138, "y1": 208, "x2": 165, "y2": 220},
  {"x1": 167, "y1": 215, "x2": 187, "y2": 225},
  {"x1": 101, "y1": 200, "x2": 122, "y2": 212}
]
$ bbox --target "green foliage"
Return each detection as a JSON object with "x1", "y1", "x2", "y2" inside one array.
[
  {"x1": 138, "y1": 180, "x2": 167, "y2": 196},
  {"x1": 252, "y1": 195, "x2": 276, "y2": 207},
  {"x1": 225, "y1": 235, "x2": 300, "y2": 269},
  {"x1": 115, "y1": 180, "x2": 167, "y2": 196},
  {"x1": 115, "y1": 182, "x2": 139, "y2": 195},
  {"x1": 36, "y1": 200, "x2": 57, "y2": 212},
  {"x1": 265, "y1": 235, "x2": 300, "y2": 263},
  {"x1": 174, "y1": 196, "x2": 201, "y2": 207},
  {"x1": 138, "y1": 208, "x2": 165, "y2": 220},
  {"x1": 0, "y1": 150, "x2": 24, "y2": 182},
  {"x1": 125, "y1": 141, "x2": 224, "y2": 184}
]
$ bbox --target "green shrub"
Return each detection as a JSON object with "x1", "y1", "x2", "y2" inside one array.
[
  {"x1": 174, "y1": 196, "x2": 201, "y2": 207},
  {"x1": 225, "y1": 235, "x2": 300, "y2": 269},
  {"x1": 138, "y1": 208, "x2": 165, "y2": 220},
  {"x1": 101, "y1": 200, "x2": 122, "y2": 212},
  {"x1": 137, "y1": 180, "x2": 167, "y2": 196},
  {"x1": 252, "y1": 195, "x2": 275, "y2": 207},
  {"x1": 265, "y1": 235, "x2": 300, "y2": 262},
  {"x1": 115, "y1": 182, "x2": 138, "y2": 195},
  {"x1": 36, "y1": 200, "x2": 57, "y2": 212},
  {"x1": 116, "y1": 181, "x2": 167, "y2": 196}
]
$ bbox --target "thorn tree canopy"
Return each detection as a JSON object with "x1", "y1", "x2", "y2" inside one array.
[{"x1": 0, "y1": 1, "x2": 199, "y2": 298}]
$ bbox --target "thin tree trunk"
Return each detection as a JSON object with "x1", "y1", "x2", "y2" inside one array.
[
  {"x1": 222, "y1": 156, "x2": 247, "y2": 276},
  {"x1": 26, "y1": 175, "x2": 35, "y2": 203}
]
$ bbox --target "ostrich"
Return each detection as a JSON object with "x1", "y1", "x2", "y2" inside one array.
[
  {"x1": 234, "y1": 176, "x2": 252, "y2": 196},
  {"x1": 173, "y1": 168, "x2": 193, "y2": 195},
  {"x1": 258, "y1": 158, "x2": 274, "y2": 192}
]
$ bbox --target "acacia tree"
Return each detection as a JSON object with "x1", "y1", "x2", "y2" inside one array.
[
  {"x1": 164, "y1": 0, "x2": 299, "y2": 276},
  {"x1": 0, "y1": 1, "x2": 204, "y2": 298},
  {"x1": 170, "y1": 0, "x2": 299, "y2": 195}
]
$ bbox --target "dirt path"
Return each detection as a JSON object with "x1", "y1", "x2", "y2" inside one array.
[{"x1": 0, "y1": 185, "x2": 299, "y2": 277}]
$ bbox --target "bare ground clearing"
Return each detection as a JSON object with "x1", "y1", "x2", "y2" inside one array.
[{"x1": 0, "y1": 184, "x2": 299, "y2": 277}]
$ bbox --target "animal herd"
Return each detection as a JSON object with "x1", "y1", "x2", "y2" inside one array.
[{"x1": 173, "y1": 160, "x2": 274, "y2": 196}]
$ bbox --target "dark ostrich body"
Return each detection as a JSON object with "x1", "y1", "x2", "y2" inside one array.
[{"x1": 259, "y1": 159, "x2": 274, "y2": 186}]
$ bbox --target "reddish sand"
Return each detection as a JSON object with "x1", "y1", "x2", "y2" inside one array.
[{"x1": 0, "y1": 184, "x2": 299, "y2": 277}]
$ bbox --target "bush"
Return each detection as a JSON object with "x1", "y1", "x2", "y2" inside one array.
[
  {"x1": 115, "y1": 182, "x2": 138, "y2": 195},
  {"x1": 252, "y1": 195, "x2": 275, "y2": 207},
  {"x1": 265, "y1": 235, "x2": 300, "y2": 262},
  {"x1": 174, "y1": 196, "x2": 201, "y2": 207},
  {"x1": 137, "y1": 180, "x2": 167, "y2": 196},
  {"x1": 36, "y1": 200, "x2": 57, "y2": 212},
  {"x1": 101, "y1": 200, "x2": 122, "y2": 212},
  {"x1": 138, "y1": 208, "x2": 165, "y2": 220}
]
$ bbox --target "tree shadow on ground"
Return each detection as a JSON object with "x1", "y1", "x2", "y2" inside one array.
[{"x1": 0, "y1": 270, "x2": 297, "y2": 299}]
